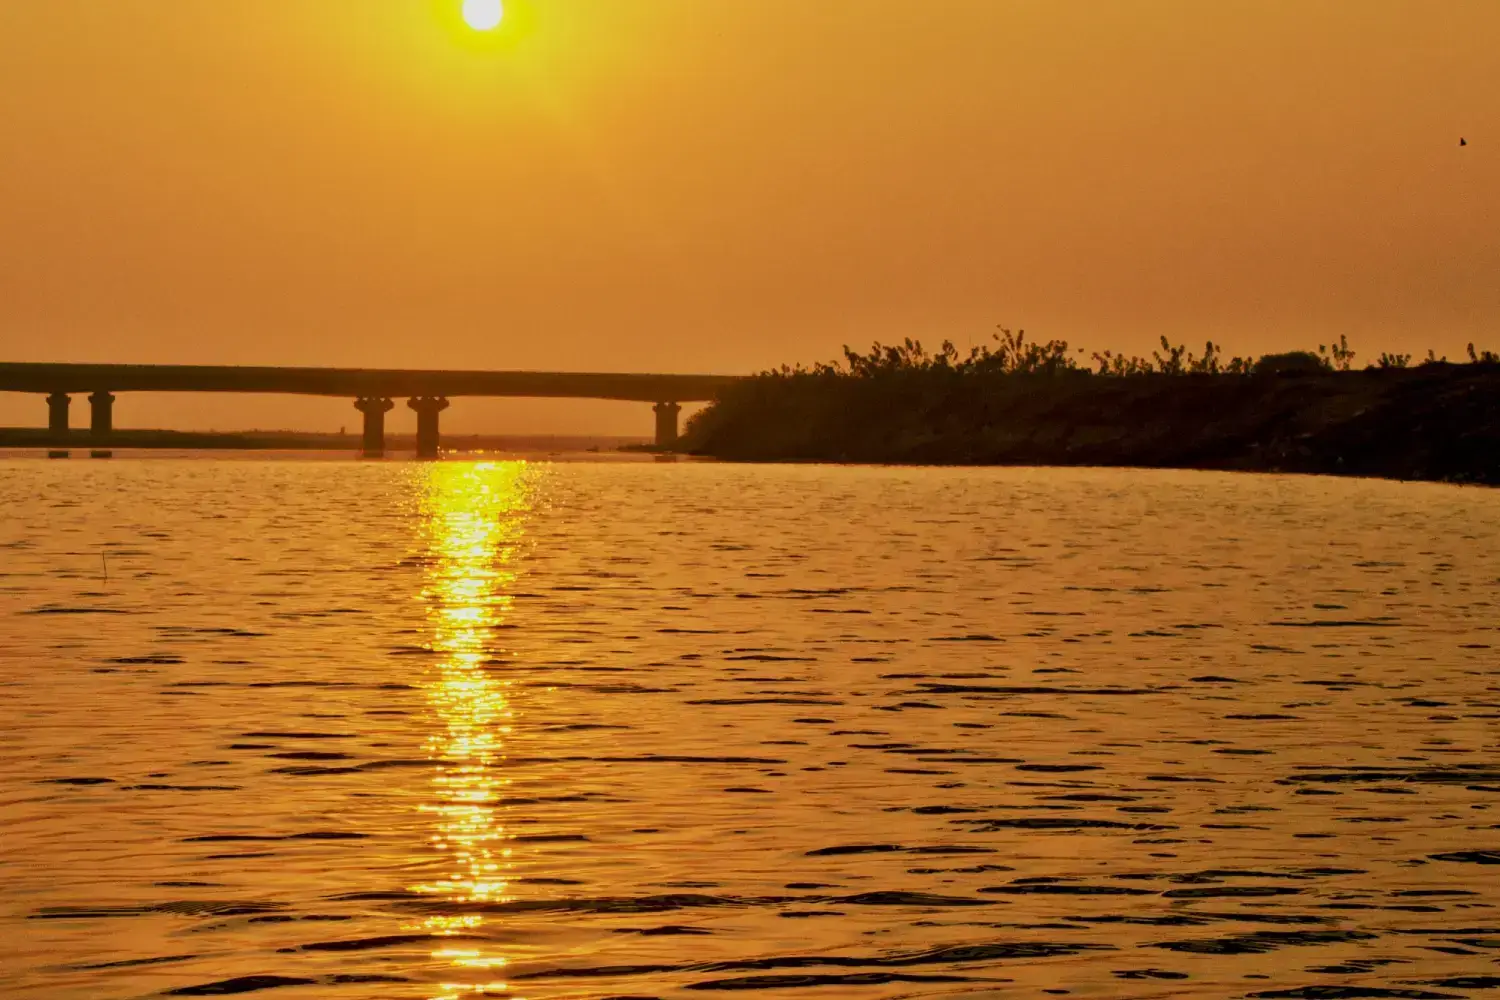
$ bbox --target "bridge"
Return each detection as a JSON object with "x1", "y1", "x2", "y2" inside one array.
[{"x1": 0, "y1": 363, "x2": 743, "y2": 457}]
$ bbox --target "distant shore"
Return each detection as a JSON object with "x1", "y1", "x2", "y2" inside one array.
[
  {"x1": 0, "y1": 428, "x2": 648, "y2": 453},
  {"x1": 682, "y1": 354, "x2": 1500, "y2": 486}
]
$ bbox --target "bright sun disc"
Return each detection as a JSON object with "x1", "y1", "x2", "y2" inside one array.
[{"x1": 462, "y1": 0, "x2": 503, "y2": 30}]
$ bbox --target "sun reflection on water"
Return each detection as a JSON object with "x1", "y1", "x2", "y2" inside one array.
[{"x1": 412, "y1": 462, "x2": 538, "y2": 999}]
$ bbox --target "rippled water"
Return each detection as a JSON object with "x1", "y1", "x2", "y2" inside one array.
[{"x1": 3, "y1": 457, "x2": 1499, "y2": 1000}]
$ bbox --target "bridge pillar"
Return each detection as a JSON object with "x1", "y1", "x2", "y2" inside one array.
[
  {"x1": 354, "y1": 397, "x2": 395, "y2": 458},
  {"x1": 407, "y1": 396, "x2": 449, "y2": 459},
  {"x1": 47, "y1": 392, "x2": 71, "y2": 437},
  {"x1": 653, "y1": 401, "x2": 681, "y2": 451},
  {"x1": 88, "y1": 391, "x2": 115, "y2": 440}
]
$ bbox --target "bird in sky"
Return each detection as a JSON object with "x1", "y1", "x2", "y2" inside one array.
[{"x1": 1459, "y1": 137, "x2": 1467, "y2": 146}]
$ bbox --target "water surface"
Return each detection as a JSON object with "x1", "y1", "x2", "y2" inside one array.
[{"x1": 3, "y1": 459, "x2": 1499, "y2": 999}]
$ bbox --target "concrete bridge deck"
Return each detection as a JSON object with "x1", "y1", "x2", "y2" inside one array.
[
  {"x1": 0, "y1": 362, "x2": 744, "y2": 456},
  {"x1": 0, "y1": 363, "x2": 738, "y2": 401}
]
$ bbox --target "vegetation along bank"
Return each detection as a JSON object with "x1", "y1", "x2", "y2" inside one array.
[{"x1": 682, "y1": 332, "x2": 1500, "y2": 485}]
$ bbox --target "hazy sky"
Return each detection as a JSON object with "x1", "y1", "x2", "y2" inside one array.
[{"x1": 1, "y1": 1, "x2": 1496, "y2": 434}]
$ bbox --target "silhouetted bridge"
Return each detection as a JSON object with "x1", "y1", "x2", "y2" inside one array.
[{"x1": 0, "y1": 363, "x2": 743, "y2": 457}]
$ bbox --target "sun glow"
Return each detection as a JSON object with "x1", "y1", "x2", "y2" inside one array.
[{"x1": 462, "y1": 0, "x2": 504, "y2": 31}]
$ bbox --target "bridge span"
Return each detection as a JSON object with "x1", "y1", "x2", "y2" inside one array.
[{"x1": 0, "y1": 363, "x2": 743, "y2": 457}]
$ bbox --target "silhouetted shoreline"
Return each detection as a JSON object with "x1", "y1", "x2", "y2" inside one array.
[
  {"x1": 684, "y1": 358, "x2": 1500, "y2": 486},
  {"x1": 0, "y1": 429, "x2": 647, "y2": 453}
]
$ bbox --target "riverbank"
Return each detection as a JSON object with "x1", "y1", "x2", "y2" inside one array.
[
  {"x1": 683, "y1": 362, "x2": 1500, "y2": 485},
  {"x1": 0, "y1": 428, "x2": 646, "y2": 453}
]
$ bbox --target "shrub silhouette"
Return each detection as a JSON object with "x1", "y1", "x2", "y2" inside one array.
[
  {"x1": 1253, "y1": 351, "x2": 1329, "y2": 376},
  {"x1": 682, "y1": 327, "x2": 1500, "y2": 484}
]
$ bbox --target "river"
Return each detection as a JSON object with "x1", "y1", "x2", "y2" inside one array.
[{"x1": 2, "y1": 456, "x2": 1498, "y2": 999}]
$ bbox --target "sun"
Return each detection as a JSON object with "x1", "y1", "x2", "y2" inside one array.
[{"x1": 462, "y1": 0, "x2": 503, "y2": 31}]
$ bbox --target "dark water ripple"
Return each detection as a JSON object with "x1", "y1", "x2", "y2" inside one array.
[{"x1": 3, "y1": 460, "x2": 1500, "y2": 998}]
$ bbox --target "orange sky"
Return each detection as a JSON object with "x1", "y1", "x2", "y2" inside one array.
[{"x1": 1, "y1": 0, "x2": 1496, "y2": 434}]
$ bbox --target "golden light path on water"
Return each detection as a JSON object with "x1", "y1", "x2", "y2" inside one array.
[{"x1": 412, "y1": 462, "x2": 538, "y2": 999}]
